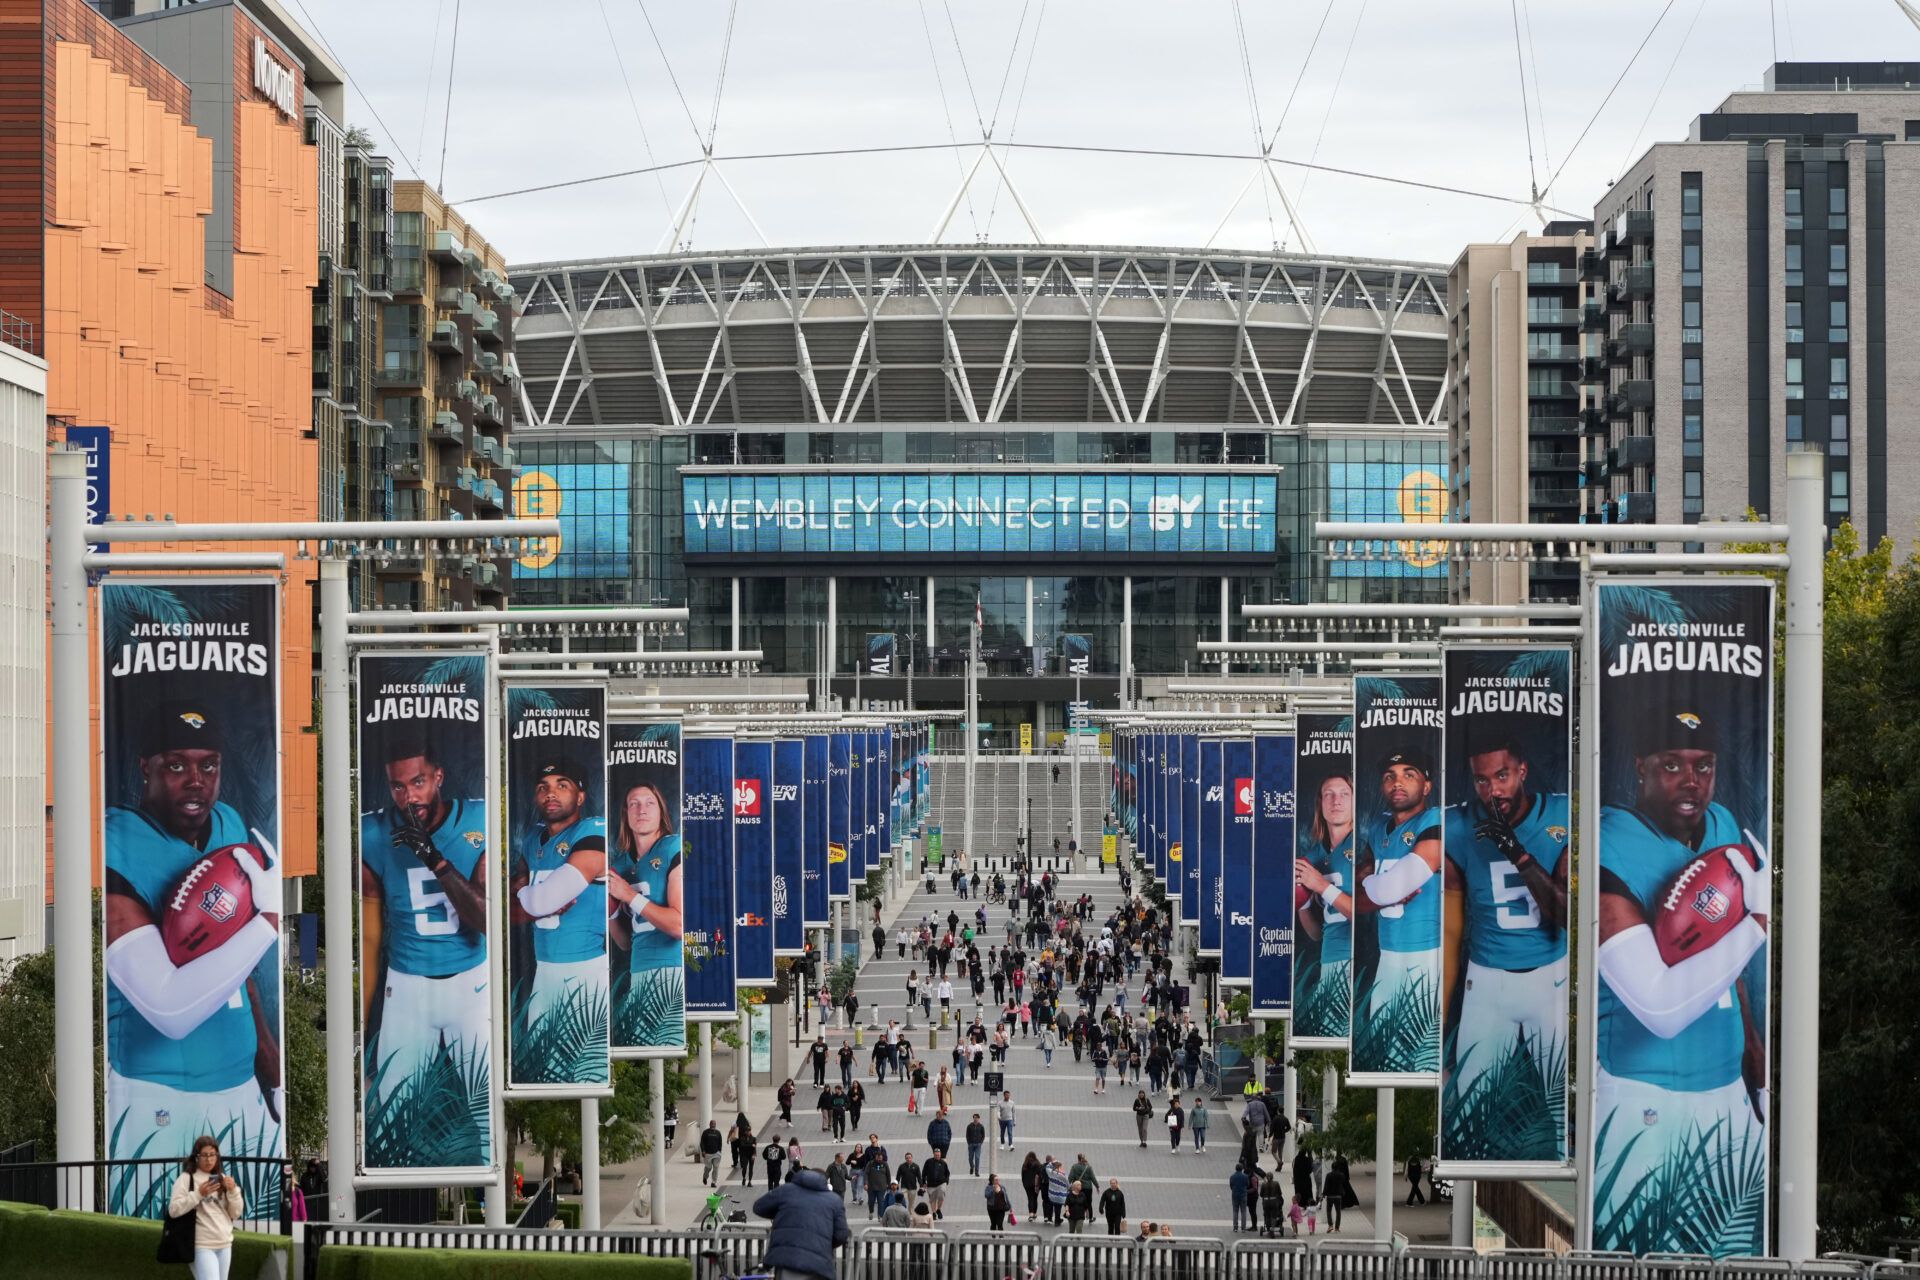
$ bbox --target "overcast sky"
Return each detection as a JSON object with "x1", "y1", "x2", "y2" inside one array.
[{"x1": 305, "y1": 0, "x2": 1920, "y2": 268}]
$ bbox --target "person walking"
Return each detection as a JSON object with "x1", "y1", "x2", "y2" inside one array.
[
  {"x1": 1099, "y1": 1179, "x2": 1127, "y2": 1235},
  {"x1": 1165, "y1": 1096, "x2": 1186, "y2": 1152},
  {"x1": 1190, "y1": 1099, "x2": 1210, "y2": 1152},
  {"x1": 1405, "y1": 1155, "x2": 1427, "y2": 1205},
  {"x1": 964, "y1": 1113, "x2": 987, "y2": 1175},
  {"x1": 1044, "y1": 1160, "x2": 1070, "y2": 1226},
  {"x1": 1068, "y1": 1153, "x2": 1098, "y2": 1195},
  {"x1": 169, "y1": 1136, "x2": 245, "y2": 1280},
  {"x1": 838, "y1": 1040, "x2": 856, "y2": 1087},
  {"x1": 998, "y1": 1092, "x2": 1016, "y2": 1150},
  {"x1": 733, "y1": 1118, "x2": 758, "y2": 1186},
  {"x1": 809, "y1": 1036, "x2": 828, "y2": 1088},
  {"x1": 1037, "y1": 1023, "x2": 1055, "y2": 1068},
  {"x1": 1065, "y1": 1179, "x2": 1093, "y2": 1234},
  {"x1": 1259, "y1": 1172, "x2": 1287, "y2": 1238},
  {"x1": 984, "y1": 1174, "x2": 1013, "y2": 1232},
  {"x1": 910, "y1": 1060, "x2": 929, "y2": 1114},
  {"x1": 1322, "y1": 1152, "x2": 1358, "y2": 1233},
  {"x1": 753, "y1": 1165, "x2": 850, "y2": 1280},
  {"x1": 926, "y1": 1107, "x2": 953, "y2": 1160},
  {"x1": 864, "y1": 1149, "x2": 892, "y2": 1220},
  {"x1": 935, "y1": 1067, "x2": 954, "y2": 1114},
  {"x1": 1131, "y1": 1090, "x2": 1154, "y2": 1147},
  {"x1": 825, "y1": 1153, "x2": 849, "y2": 1203},
  {"x1": 922, "y1": 1151, "x2": 950, "y2": 1221},
  {"x1": 847, "y1": 1081, "x2": 866, "y2": 1131},
  {"x1": 1019, "y1": 1153, "x2": 1044, "y2": 1220},
  {"x1": 763, "y1": 1135, "x2": 787, "y2": 1188},
  {"x1": 1292, "y1": 1146, "x2": 1317, "y2": 1211},
  {"x1": 700, "y1": 1120, "x2": 725, "y2": 1186},
  {"x1": 777, "y1": 1078, "x2": 796, "y2": 1124},
  {"x1": 829, "y1": 1086, "x2": 849, "y2": 1140},
  {"x1": 1230, "y1": 1164, "x2": 1252, "y2": 1233},
  {"x1": 1090, "y1": 1041, "x2": 1110, "y2": 1095}
]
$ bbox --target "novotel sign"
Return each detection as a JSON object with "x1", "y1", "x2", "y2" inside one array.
[
  {"x1": 682, "y1": 471, "x2": 1280, "y2": 560},
  {"x1": 253, "y1": 37, "x2": 297, "y2": 119}
]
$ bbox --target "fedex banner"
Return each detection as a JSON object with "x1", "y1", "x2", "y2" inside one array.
[
  {"x1": 1198, "y1": 739, "x2": 1225, "y2": 958},
  {"x1": 683, "y1": 472, "x2": 1280, "y2": 559},
  {"x1": 732, "y1": 740, "x2": 775, "y2": 986}
]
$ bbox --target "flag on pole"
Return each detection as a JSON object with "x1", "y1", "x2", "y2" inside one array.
[{"x1": 974, "y1": 596, "x2": 982, "y2": 632}]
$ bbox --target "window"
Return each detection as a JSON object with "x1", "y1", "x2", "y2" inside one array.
[
  {"x1": 1785, "y1": 187, "x2": 1803, "y2": 229},
  {"x1": 1829, "y1": 242, "x2": 1849, "y2": 285},
  {"x1": 1831, "y1": 355, "x2": 1850, "y2": 398},
  {"x1": 1684, "y1": 472, "x2": 1703, "y2": 498},
  {"x1": 1682, "y1": 243, "x2": 1703, "y2": 286},
  {"x1": 1830, "y1": 298, "x2": 1849, "y2": 342},
  {"x1": 1683, "y1": 412, "x2": 1703, "y2": 457},
  {"x1": 1681, "y1": 180, "x2": 1703, "y2": 230},
  {"x1": 1829, "y1": 184, "x2": 1849, "y2": 230},
  {"x1": 1830, "y1": 469, "x2": 1849, "y2": 515},
  {"x1": 1787, "y1": 412, "x2": 1804, "y2": 442},
  {"x1": 1785, "y1": 300, "x2": 1803, "y2": 343},
  {"x1": 1785, "y1": 242, "x2": 1803, "y2": 286},
  {"x1": 1831, "y1": 412, "x2": 1850, "y2": 456},
  {"x1": 1786, "y1": 357, "x2": 1804, "y2": 399}
]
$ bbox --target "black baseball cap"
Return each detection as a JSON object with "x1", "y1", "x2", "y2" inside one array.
[
  {"x1": 536, "y1": 755, "x2": 589, "y2": 789},
  {"x1": 1634, "y1": 706, "x2": 1720, "y2": 758},
  {"x1": 140, "y1": 701, "x2": 225, "y2": 756},
  {"x1": 1376, "y1": 747, "x2": 1433, "y2": 779}
]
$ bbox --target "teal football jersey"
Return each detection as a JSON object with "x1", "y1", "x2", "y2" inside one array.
[
  {"x1": 362, "y1": 797, "x2": 488, "y2": 977},
  {"x1": 612, "y1": 832, "x2": 683, "y2": 971},
  {"x1": 105, "y1": 803, "x2": 259, "y2": 1089},
  {"x1": 1297, "y1": 829, "x2": 1354, "y2": 967},
  {"x1": 1444, "y1": 793, "x2": 1570, "y2": 971},
  {"x1": 514, "y1": 815, "x2": 608, "y2": 963},
  {"x1": 1597, "y1": 802, "x2": 1752, "y2": 1091},
  {"x1": 1359, "y1": 803, "x2": 1441, "y2": 955}
]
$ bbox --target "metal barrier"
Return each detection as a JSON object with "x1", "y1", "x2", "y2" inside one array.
[
  {"x1": 1316, "y1": 1239, "x2": 1404, "y2": 1280},
  {"x1": 1405, "y1": 1245, "x2": 1487, "y2": 1280},
  {"x1": 1565, "y1": 1251, "x2": 1646, "y2": 1280},
  {"x1": 1231, "y1": 1237, "x2": 1315, "y2": 1280},
  {"x1": 1643, "y1": 1253, "x2": 1716, "y2": 1280},
  {"x1": 950, "y1": 1229, "x2": 1043, "y2": 1280},
  {"x1": 0, "y1": 1157, "x2": 284, "y2": 1227},
  {"x1": 1482, "y1": 1246, "x2": 1571, "y2": 1280},
  {"x1": 851, "y1": 1226, "x2": 954, "y2": 1280},
  {"x1": 1140, "y1": 1236, "x2": 1230, "y2": 1280},
  {"x1": 1045, "y1": 1233, "x2": 1142, "y2": 1280},
  {"x1": 300, "y1": 1221, "x2": 769, "y2": 1279}
]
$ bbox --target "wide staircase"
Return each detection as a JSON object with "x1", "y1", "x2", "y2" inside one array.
[{"x1": 926, "y1": 753, "x2": 1111, "y2": 862}]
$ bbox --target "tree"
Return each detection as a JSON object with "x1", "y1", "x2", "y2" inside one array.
[
  {"x1": 504, "y1": 1059, "x2": 691, "y2": 1183},
  {"x1": 0, "y1": 902, "x2": 104, "y2": 1157},
  {"x1": 282, "y1": 967, "x2": 328, "y2": 1159}
]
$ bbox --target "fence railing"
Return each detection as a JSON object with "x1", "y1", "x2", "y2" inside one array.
[
  {"x1": 289, "y1": 1222, "x2": 1899, "y2": 1280},
  {"x1": 0, "y1": 1157, "x2": 285, "y2": 1229}
]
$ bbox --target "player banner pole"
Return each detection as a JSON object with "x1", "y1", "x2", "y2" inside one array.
[
  {"x1": 319, "y1": 560, "x2": 354, "y2": 1222},
  {"x1": 49, "y1": 451, "x2": 93, "y2": 1196}
]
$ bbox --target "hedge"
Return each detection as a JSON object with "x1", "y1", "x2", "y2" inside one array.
[
  {"x1": 458, "y1": 1196, "x2": 582, "y2": 1229},
  {"x1": 0, "y1": 1199, "x2": 289, "y2": 1279},
  {"x1": 317, "y1": 1244, "x2": 691, "y2": 1280}
]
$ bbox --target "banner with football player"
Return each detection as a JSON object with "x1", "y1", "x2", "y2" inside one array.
[
  {"x1": 1198, "y1": 738, "x2": 1225, "y2": 957},
  {"x1": 503, "y1": 681, "x2": 610, "y2": 1095},
  {"x1": 732, "y1": 739, "x2": 776, "y2": 986},
  {"x1": 1349, "y1": 676, "x2": 1444, "y2": 1086},
  {"x1": 356, "y1": 650, "x2": 495, "y2": 1177},
  {"x1": 1438, "y1": 646, "x2": 1572, "y2": 1173},
  {"x1": 100, "y1": 579, "x2": 285, "y2": 1217},
  {"x1": 1589, "y1": 579, "x2": 1774, "y2": 1257},
  {"x1": 772, "y1": 737, "x2": 806, "y2": 955},
  {"x1": 1292, "y1": 713, "x2": 1353, "y2": 1047},
  {"x1": 682, "y1": 734, "x2": 737, "y2": 1021},
  {"x1": 1248, "y1": 734, "x2": 1295, "y2": 1012},
  {"x1": 606, "y1": 719, "x2": 686, "y2": 1059}
]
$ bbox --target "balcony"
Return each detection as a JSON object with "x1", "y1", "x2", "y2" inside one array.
[
  {"x1": 476, "y1": 394, "x2": 503, "y2": 427},
  {"x1": 473, "y1": 433, "x2": 498, "y2": 464},
  {"x1": 430, "y1": 230, "x2": 466, "y2": 263},
  {"x1": 390, "y1": 257, "x2": 424, "y2": 296},
  {"x1": 1605, "y1": 323, "x2": 1654, "y2": 360},
  {"x1": 1527, "y1": 264, "x2": 1575, "y2": 286},
  {"x1": 475, "y1": 561, "x2": 501, "y2": 591},
  {"x1": 429, "y1": 318, "x2": 462, "y2": 354},
  {"x1": 1528, "y1": 415, "x2": 1581, "y2": 437},
  {"x1": 1615, "y1": 435, "x2": 1657, "y2": 469},
  {"x1": 1579, "y1": 249, "x2": 1606, "y2": 282},
  {"x1": 1606, "y1": 379, "x2": 1654, "y2": 418},
  {"x1": 429, "y1": 412, "x2": 465, "y2": 446},
  {"x1": 1622, "y1": 209, "x2": 1654, "y2": 244},
  {"x1": 377, "y1": 363, "x2": 425, "y2": 389},
  {"x1": 1608, "y1": 264, "x2": 1654, "y2": 304},
  {"x1": 1529, "y1": 487, "x2": 1581, "y2": 513},
  {"x1": 473, "y1": 309, "x2": 502, "y2": 345},
  {"x1": 1579, "y1": 356, "x2": 1605, "y2": 383},
  {"x1": 1526, "y1": 306, "x2": 1578, "y2": 327},
  {"x1": 1580, "y1": 405, "x2": 1608, "y2": 435},
  {"x1": 475, "y1": 479, "x2": 504, "y2": 513},
  {"x1": 1620, "y1": 491, "x2": 1656, "y2": 523},
  {"x1": 1583, "y1": 459, "x2": 1607, "y2": 484},
  {"x1": 1581, "y1": 301, "x2": 1606, "y2": 331},
  {"x1": 1528, "y1": 379, "x2": 1580, "y2": 401},
  {"x1": 386, "y1": 455, "x2": 424, "y2": 484},
  {"x1": 1527, "y1": 341, "x2": 1579, "y2": 363}
]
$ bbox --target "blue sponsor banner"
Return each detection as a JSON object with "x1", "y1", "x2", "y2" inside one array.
[
  {"x1": 1175, "y1": 736, "x2": 1190, "y2": 924},
  {"x1": 878, "y1": 727, "x2": 894, "y2": 857},
  {"x1": 802, "y1": 734, "x2": 831, "y2": 925},
  {"x1": 1198, "y1": 739, "x2": 1224, "y2": 957},
  {"x1": 683, "y1": 471, "x2": 1281, "y2": 559},
  {"x1": 65, "y1": 425, "x2": 110, "y2": 550},
  {"x1": 827, "y1": 733, "x2": 852, "y2": 900},
  {"x1": 848, "y1": 732, "x2": 868, "y2": 883},
  {"x1": 682, "y1": 735, "x2": 736, "y2": 1019},
  {"x1": 1327, "y1": 462, "x2": 1450, "y2": 579},
  {"x1": 514, "y1": 463, "x2": 632, "y2": 579},
  {"x1": 1222, "y1": 738, "x2": 1257, "y2": 985},
  {"x1": 772, "y1": 738, "x2": 805, "y2": 954},
  {"x1": 731, "y1": 740, "x2": 775, "y2": 986},
  {"x1": 1251, "y1": 733, "x2": 1297, "y2": 1015},
  {"x1": 1162, "y1": 733, "x2": 1182, "y2": 901}
]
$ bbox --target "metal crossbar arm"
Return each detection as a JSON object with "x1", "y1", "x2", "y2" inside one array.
[
  {"x1": 350, "y1": 606, "x2": 689, "y2": 627},
  {"x1": 1200, "y1": 640, "x2": 1440, "y2": 654},
  {"x1": 1314, "y1": 520, "x2": 1787, "y2": 543},
  {"x1": 1436, "y1": 625, "x2": 1582, "y2": 639},
  {"x1": 611, "y1": 692, "x2": 812, "y2": 705},
  {"x1": 501, "y1": 649, "x2": 761, "y2": 666},
  {"x1": 1243, "y1": 602, "x2": 1580, "y2": 619},
  {"x1": 1350, "y1": 656, "x2": 1439, "y2": 668},
  {"x1": 1162, "y1": 682, "x2": 1335, "y2": 695},
  {"x1": 95, "y1": 517, "x2": 560, "y2": 543},
  {"x1": 1590, "y1": 553, "x2": 1788, "y2": 570},
  {"x1": 84, "y1": 552, "x2": 286, "y2": 570}
]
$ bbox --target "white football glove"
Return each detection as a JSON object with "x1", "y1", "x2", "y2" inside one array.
[
  {"x1": 236, "y1": 830, "x2": 281, "y2": 906},
  {"x1": 1734, "y1": 828, "x2": 1772, "y2": 908},
  {"x1": 630, "y1": 880, "x2": 658, "y2": 934}
]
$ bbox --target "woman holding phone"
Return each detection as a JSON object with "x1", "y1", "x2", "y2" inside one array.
[{"x1": 168, "y1": 1136, "x2": 245, "y2": 1280}]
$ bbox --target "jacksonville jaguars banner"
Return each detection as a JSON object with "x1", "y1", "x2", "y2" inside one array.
[
  {"x1": 100, "y1": 579, "x2": 286, "y2": 1216},
  {"x1": 1220, "y1": 737, "x2": 1255, "y2": 987},
  {"x1": 1292, "y1": 713, "x2": 1354, "y2": 1047},
  {"x1": 1198, "y1": 738, "x2": 1225, "y2": 958},
  {"x1": 504, "y1": 681, "x2": 611, "y2": 1095},
  {"x1": 1588, "y1": 579, "x2": 1774, "y2": 1257},
  {"x1": 606, "y1": 719, "x2": 686, "y2": 1059},
  {"x1": 773, "y1": 738, "x2": 806, "y2": 954},
  {"x1": 1438, "y1": 646, "x2": 1571, "y2": 1174},
  {"x1": 1248, "y1": 733, "x2": 1295, "y2": 1012},
  {"x1": 355, "y1": 649, "x2": 495, "y2": 1178},
  {"x1": 866, "y1": 633, "x2": 897, "y2": 677},
  {"x1": 802, "y1": 734, "x2": 831, "y2": 925},
  {"x1": 732, "y1": 739, "x2": 776, "y2": 986},
  {"x1": 682, "y1": 735, "x2": 737, "y2": 1021},
  {"x1": 827, "y1": 733, "x2": 852, "y2": 900},
  {"x1": 1350, "y1": 675, "x2": 1443, "y2": 1086}
]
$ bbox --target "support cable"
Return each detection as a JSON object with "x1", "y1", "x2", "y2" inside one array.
[
  {"x1": 597, "y1": 0, "x2": 676, "y2": 222},
  {"x1": 436, "y1": 0, "x2": 460, "y2": 189},
  {"x1": 984, "y1": 0, "x2": 1049, "y2": 241},
  {"x1": 1538, "y1": 0, "x2": 1678, "y2": 204},
  {"x1": 919, "y1": 0, "x2": 983, "y2": 241}
]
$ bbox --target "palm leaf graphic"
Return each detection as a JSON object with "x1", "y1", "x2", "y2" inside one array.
[
  {"x1": 1594, "y1": 1103, "x2": 1767, "y2": 1257},
  {"x1": 512, "y1": 983, "x2": 610, "y2": 1086},
  {"x1": 1598, "y1": 584, "x2": 1689, "y2": 652},
  {"x1": 1360, "y1": 678, "x2": 1413, "y2": 703},
  {"x1": 1355, "y1": 965, "x2": 1440, "y2": 1073},
  {"x1": 364, "y1": 1038, "x2": 491, "y2": 1170},
  {"x1": 1441, "y1": 1029, "x2": 1567, "y2": 1162},
  {"x1": 508, "y1": 684, "x2": 561, "y2": 716},
  {"x1": 1294, "y1": 961, "x2": 1351, "y2": 1040},
  {"x1": 419, "y1": 653, "x2": 485, "y2": 689}
]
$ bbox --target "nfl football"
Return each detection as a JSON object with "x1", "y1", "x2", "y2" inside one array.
[
  {"x1": 1652, "y1": 844, "x2": 1754, "y2": 966},
  {"x1": 160, "y1": 844, "x2": 260, "y2": 966},
  {"x1": 1295, "y1": 883, "x2": 1313, "y2": 911}
]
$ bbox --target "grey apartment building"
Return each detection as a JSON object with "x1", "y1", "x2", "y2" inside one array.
[{"x1": 1587, "y1": 62, "x2": 1920, "y2": 545}]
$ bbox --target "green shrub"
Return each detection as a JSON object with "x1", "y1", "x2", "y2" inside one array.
[
  {"x1": 0, "y1": 1200, "x2": 287, "y2": 1280},
  {"x1": 317, "y1": 1243, "x2": 690, "y2": 1279}
]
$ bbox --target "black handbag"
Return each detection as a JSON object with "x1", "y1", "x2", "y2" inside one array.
[{"x1": 156, "y1": 1178, "x2": 196, "y2": 1265}]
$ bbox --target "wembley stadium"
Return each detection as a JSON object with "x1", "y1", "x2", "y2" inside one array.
[{"x1": 504, "y1": 242, "x2": 1452, "y2": 745}]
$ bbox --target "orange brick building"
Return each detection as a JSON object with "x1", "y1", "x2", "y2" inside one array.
[{"x1": 0, "y1": 0, "x2": 320, "y2": 877}]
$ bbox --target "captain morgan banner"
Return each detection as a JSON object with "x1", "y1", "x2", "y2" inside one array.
[
  {"x1": 356, "y1": 649, "x2": 495, "y2": 1177},
  {"x1": 1292, "y1": 713, "x2": 1354, "y2": 1047},
  {"x1": 682, "y1": 735, "x2": 737, "y2": 1021},
  {"x1": 1439, "y1": 646, "x2": 1571, "y2": 1172},
  {"x1": 1350, "y1": 675, "x2": 1443, "y2": 1086},
  {"x1": 607, "y1": 719, "x2": 686, "y2": 1058},
  {"x1": 1589, "y1": 579, "x2": 1774, "y2": 1256},
  {"x1": 101, "y1": 579, "x2": 286, "y2": 1216},
  {"x1": 505, "y1": 681, "x2": 610, "y2": 1094}
]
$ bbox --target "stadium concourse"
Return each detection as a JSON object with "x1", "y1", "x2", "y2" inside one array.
[{"x1": 604, "y1": 856, "x2": 1451, "y2": 1241}]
